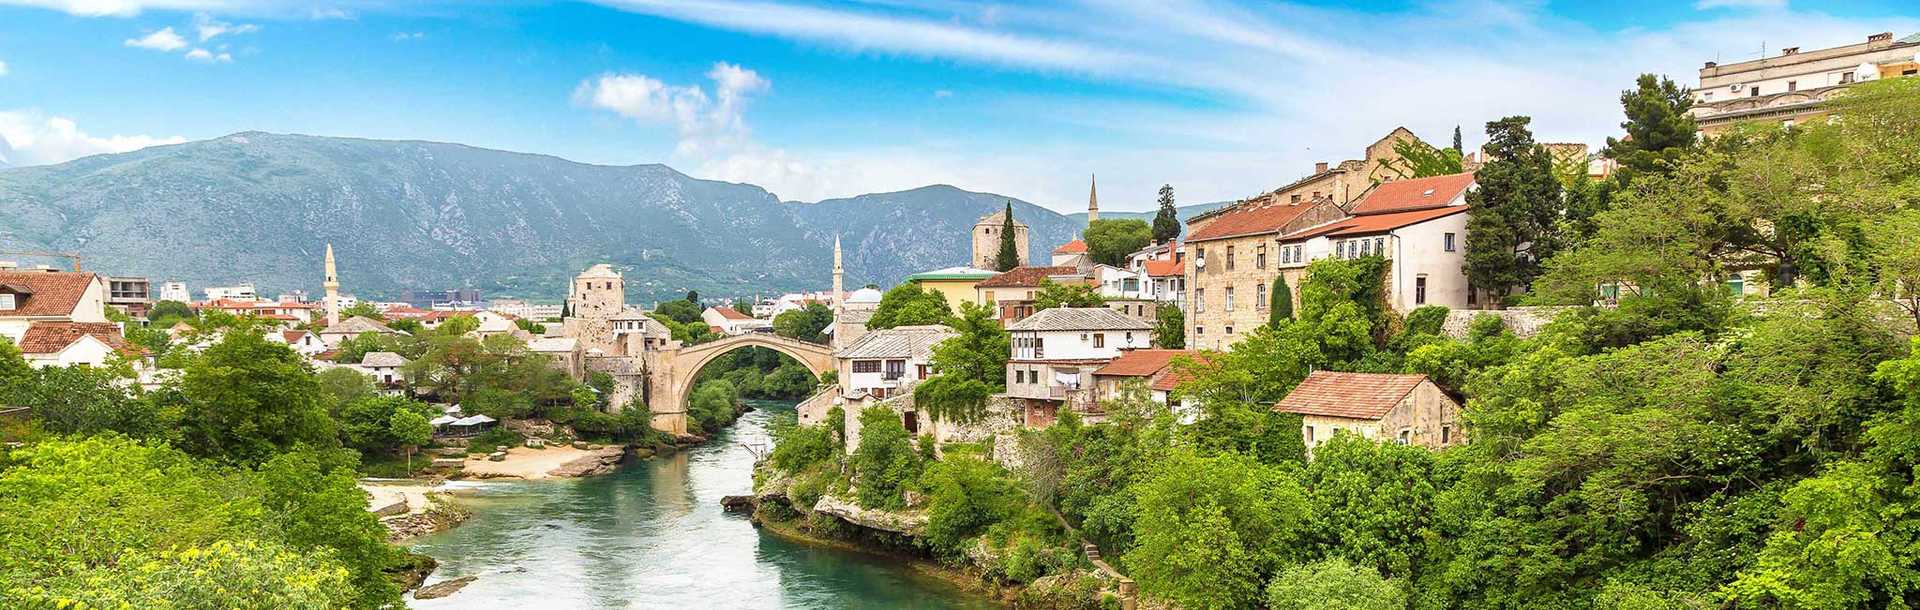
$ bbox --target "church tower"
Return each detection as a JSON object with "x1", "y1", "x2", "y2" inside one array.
[
  {"x1": 323, "y1": 243, "x2": 340, "y2": 326},
  {"x1": 832, "y1": 234, "x2": 844, "y2": 311},
  {"x1": 1087, "y1": 174, "x2": 1099, "y2": 224}
]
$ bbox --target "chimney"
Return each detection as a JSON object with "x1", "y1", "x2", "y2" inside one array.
[
  {"x1": 1704, "y1": 61, "x2": 1717, "y2": 68},
  {"x1": 1781, "y1": 47, "x2": 1799, "y2": 56},
  {"x1": 1314, "y1": 161, "x2": 1329, "y2": 173},
  {"x1": 1869, "y1": 32, "x2": 1893, "y2": 43},
  {"x1": 0, "y1": 261, "x2": 15, "y2": 270}
]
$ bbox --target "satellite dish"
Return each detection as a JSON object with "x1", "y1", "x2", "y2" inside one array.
[{"x1": 1857, "y1": 62, "x2": 1879, "y2": 81}]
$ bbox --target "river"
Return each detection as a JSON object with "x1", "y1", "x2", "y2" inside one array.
[{"x1": 405, "y1": 400, "x2": 999, "y2": 609}]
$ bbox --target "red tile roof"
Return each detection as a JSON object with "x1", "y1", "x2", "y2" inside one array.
[
  {"x1": 1053, "y1": 239, "x2": 1087, "y2": 254},
  {"x1": 1186, "y1": 198, "x2": 1324, "y2": 242},
  {"x1": 1095, "y1": 349, "x2": 1193, "y2": 377},
  {"x1": 710, "y1": 306, "x2": 753, "y2": 321},
  {"x1": 17, "y1": 321, "x2": 144, "y2": 357},
  {"x1": 1143, "y1": 258, "x2": 1184, "y2": 277},
  {"x1": 1273, "y1": 371, "x2": 1431, "y2": 420},
  {"x1": 976, "y1": 266, "x2": 1080, "y2": 288},
  {"x1": 282, "y1": 330, "x2": 311, "y2": 343},
  {"x1": 1349, "y1": 172, "x2": 1474, "y2": 215},
  {"x1": 0, "y1": 271, "x2": 99, "y2": 318},
  {"x1": 1325, "y1": 206, "x2": 1470, "y2": 237},
  {"x1": 1149, "y1": 354, "x2": 1209, "y2": 391}
]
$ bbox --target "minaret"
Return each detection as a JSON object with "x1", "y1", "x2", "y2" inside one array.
[
  {"x1": 1087, "y1": 174, "x2": 1099, "y2": 224},
  {"x1": 831, "y1": 234, "x2": 844, "y2": 311},
  {"x1": 323, "y1": 243, "x2": 341, "y2": 326}
]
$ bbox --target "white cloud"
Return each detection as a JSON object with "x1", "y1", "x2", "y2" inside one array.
[
  {"x1": 183, "y1": 47, "x2": 232, "y2": 62},
  {"x1": 933, "y1": 89, "x2": 953, "y2": 99},
  {"x1": 575, "y1": 62, "x2": 772, "y2": 160},
  {"x1": 390, "y1": 31, "x2": 424, "y2": 41},
  {"x1": 0, "y1": 110, "x2": 186, "y2": 167},
  {"x1": 193, "y1": 12, "x2": 257, "y2": 41},
  {"x1": 0, "y1": 60, "x2": 9, "y2": 77},
  {"x1": 124, "y1": 26, "x2": 187, "y2": 51}
]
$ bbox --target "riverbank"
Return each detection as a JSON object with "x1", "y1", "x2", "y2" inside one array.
[
  {"x1": 751, "y1": 505, "x2": 1022, "y2": 606},
  {"x1": 459, "y1": 444, "x2": 627, "y2": 480}
]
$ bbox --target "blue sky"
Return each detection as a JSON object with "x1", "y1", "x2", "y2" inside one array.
[{"x1": 0, "y1": 0, "x2": 1916, "y2": 210}]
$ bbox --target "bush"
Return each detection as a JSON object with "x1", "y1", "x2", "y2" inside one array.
[
  {"x1": 468, "y1": 427, "x2": 524, "y2": 453},
  {"x1": 851, "y1": 405, "x2": 923, "y2": 510},
  {"x1": 922, "y1": 456, "x2": 1024, "y2": 557},
  {"x1": 1265, "y1": 558, "x2": 1403, "y2": 610},
  {"x1": 770, "y1": 413, "x2": 837, "y2": 472},
  {"x1": 687, "y1": 379, "x2": 739, "y2": 434}
]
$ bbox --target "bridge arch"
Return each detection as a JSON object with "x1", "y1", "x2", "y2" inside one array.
[{"x1": 648, "y1": 333, "x2": 835, "y2": 435}]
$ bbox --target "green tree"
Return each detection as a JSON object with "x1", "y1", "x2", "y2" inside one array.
[
  {"x1": 1032, "y1": 279, "x2": 1106, "y2": 310},
  {"x1": 921, "y1": 455, "x2": 1026, "y2": 557},
  {"x1": 1265, "y1": 558, "x2": 1404, "y2": 610},
  {"x1": 386, "y1": 318, "x2": 423, "y2": 334},
  {"x1": 9, "y1": 539, "x2": 354, "y2": 610},
  {"x1": 339, "y1": 302, "x2": 384, "y2": 321},
  {"x1": 654, "y1": 299, "x2": 703, "y2": 324},
  {"x1": 336, "y1": 395, "x2": 435, "y2": 457},
  {"x1": 1379, "y1": 138, "x2": 1465, "y2": 178},
  {"x1": 174, "y1": 331, "x2": 336, "y2": 464},
  {"x1": 389, "y1": 408, "x2": 432, "y2": 475},
  {"x1": 251, "y1": 448, "x2": 402, "y2": 608},
  {"x1": 996, "y1": 201, "x2": 1021, "y2": 271},
  {"x1": 1269, "y1": 275, "x2": 1293, "y2": 326},
  {"x1": 866, "y1": 283, "x2": 951, "y2": 330},
  {"x1": 686, "y1": 290, "x2": 700, "y2": 304},
  {"x1": 852, "y1": 404, "x2": 924, "y2": 510},
  {"x1": 1302, "y1": 434, "x2": 1438, "y2": 578},
  {"x1": 926, "y1": 302, "x2": 1010, "y2": 386},
  {"x1": 1601, "y1": 73, "x2": 1698, "y2": 180},
  {"x1": 1464, "y1": 116, "x2": 1564, "y2": 305},
  {"x1": 1152, "y1": 303, "x2": 1185, "y2": 349},
  {"x1": 513, "y1": 318, "x2": 546, "y2": 335},
  {"x1": 149, "y1": 299, "x2": 196, "y2": 324},
  {"x1": 1152, "y1": 184, "x2": 1181, "y2": 244},
  {"x1": 1126, "y1": 448, "x2": 1310, "y2": 610},
  {"x1": 1084, "y1": 218, "x2": 1153, "y2": 267},
  {"x1": 913, "y1": 373, "x2": 996, "y2": 424},
  {"x1": 434, "y1": 314, "x2": 480, "y2": 337},
  {"x1": 687, "y1": 379, "x2": 739, "y2": 434},
  {"x1": 1452, "y1": 125, "x2": 1463, "y2": 153},
  {"x1": 773, "y1": 302, "x2": 834, "y2": 344}
]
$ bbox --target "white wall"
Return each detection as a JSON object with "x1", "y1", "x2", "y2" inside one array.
[
  {"x1": 1011, "y1": 327, "x2": 1149, "y2": 361},
  {"x1": 1389, "y1": 213, "x2": 1472, "y2": 311}
]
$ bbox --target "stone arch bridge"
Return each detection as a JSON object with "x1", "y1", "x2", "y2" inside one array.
[{"x1": 638, "y1": 333, "x2": 834, "y2": 435}]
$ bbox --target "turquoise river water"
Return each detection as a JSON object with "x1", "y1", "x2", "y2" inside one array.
[{"x1": 405, "y1": 401, "x2": 999, "y2": 609}]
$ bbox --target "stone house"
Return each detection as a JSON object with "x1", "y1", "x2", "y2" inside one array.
[
  {"x1": 317, "y1": 315, "x2": 401, "y2": 347},
  {"x1": 971, "y1": 209, "x2": 1031, "y2": 270},
  {"x1": 1088, "y1": 348, "x2": 1197, "y2": 423},
  {"x1": 357, "y1": 351, "x2": 410, "y2": 394},
  {"x1": 828, "y1": 324, "x2": 954, "y2": 410},
  {"x1": 1003, "y1": 307, "x2": 1153, "y2": 427},
  {"x1": 1183, "y1": 197, "x2": 1348, "y2": 350},
  {"x1": 974, "y1": 265, "x2": 1084, "y2": 324},
  {"x1": 1691, "y1": 31, "x2": 1920, "y2": 135},
  {"x1": 528, "y1": 336, "x2": 586, "y2": 380},
  {"x1": 15, "y1": 321, "x2": 149, "y2": 369},
  {"x1": 1050, "y1": 239, "x2": 1089, "y2": 267},
  {"x1": 1276, "y1": 172, "x2": 1480, "y2": 313},
  {"x1": 701, "y1": 306, "x2": 770, "y2": 336},
  {"x1": 1273, "y1": 371, "x2": 1464, "y2": 455},
  {"x1": 272, "y1": 330, "x2": 330, "y2": 357}
]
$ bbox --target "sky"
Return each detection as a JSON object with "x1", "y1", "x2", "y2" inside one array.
[{"x1": 0, "y1": 0, "x2": 1916, "y2": 212}]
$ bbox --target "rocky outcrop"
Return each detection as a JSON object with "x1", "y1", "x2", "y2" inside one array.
[
  {"x1": 811, "y1": 495, "x2": 928, "y2": 536},
  {"x1": 547, "y1": 446, "x2": 626, "y2": 477},
  {"x1": 413, "y1": 576, "x2": 477, "y2": 600}
]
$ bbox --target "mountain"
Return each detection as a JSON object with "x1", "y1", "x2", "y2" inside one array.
[{"x1": 0, "y1": 132, "x2": 1215, "y2": 303}]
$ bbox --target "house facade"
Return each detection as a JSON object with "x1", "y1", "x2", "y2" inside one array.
[
  {"x1": 0, "y1": 270, "x2": 111, "y2": 346},
  {"x1": 1691, "y1": 31, "x2": 1920, "y2": 135},
  {"x1": 702, "y1": 306, "x2": 770, "y2": 335},
  {"x1": 1003, "y1": 307, "x2": 1153, "y2": 427},
  {"x1": 975, "y1": 266, "x2": 1084, "y2": 324},
  {"x1": 1184, "y1": 197, "x2": 1348, "y2": 350},
  {"x1": 1274, "y1": 371, "x2": 1464, "y2": 455},
  {"x1": 832, "y1": 324, "x2": 955, "y2": 403},
  {"x1": 903, "y1": 266, "x2": 998, "y2": 310}
]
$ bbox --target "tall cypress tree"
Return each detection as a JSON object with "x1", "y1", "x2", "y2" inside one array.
[
  {"x1": 1268, "y1": 276, "x2": 1293, "y2": 327},
  {"x1": 1452, "y1": 125, "x2": 1464, "y2": 154},
  {"x1": 1152, "y1": 185, "x2": 1181, "y2": 244},
  {"x1": 995, "y1": 201, "x2": 1020, "y2": 271},
  {"x1": 1464, "y1": 116, "x2": 1564, "y2": 307}
]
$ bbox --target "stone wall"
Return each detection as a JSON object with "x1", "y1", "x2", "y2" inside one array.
[{"x1": 1439, "y1": 306, "x2": 1568, "y2": 339}]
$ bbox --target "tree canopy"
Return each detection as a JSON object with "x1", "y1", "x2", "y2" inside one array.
[{"x1": 1085, "y1": 218, "x2": 1153, "y2": 267}]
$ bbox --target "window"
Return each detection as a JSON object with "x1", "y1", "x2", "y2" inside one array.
[
  {"x1": 1305, "y1": 426, "x2": 1316, "y2": 444},
  {"x1": 1726, "y1": 277, "x2": 1745, "y2": 296},
  {"x1": 1196, "y1": 326, "x2": 1205, "y2": 335},
  {"x1": 1359, "y1": 239, "x2": 1370, "y2": 256},
  {"x1": 1703, "y1": 91, "x2": 1713, "y2": 101},
  {"x1": 0, "y1": 294, "x2": 13, "y2": 310},
  {"x1": 884, "y1": 359, "x2": 906, "y2": 380},
  {"x1": 1441, "y1": 426, "x2": 1452, "y2": 444},
  {"x1": 1842, "y1": 71, "x2": 1856, "y2": 84},
  {"x1": 918, "y1": 364, "x2": 931, "y2": 379},
  {"x1": 1444, "y1": 232, "x2": 1456, "y2": 252},
  {"x1": 1224, "y1": 286, "x2": 1235, "y2": 311},
  {"x1": 1397, "y1": 429, "x2": 1411, "y2": 445},
  {"x1": 1195, "y1": 288, "x2": 1205, "y2": 313},
  {"x1": 1256, "y1": 283, "x2": 1267, "y2": 310},
  {"x1": 1224, "y1": 326, "x2": 1233, "y2": 335},
  {"x1": 1750, "y1": 87, "x2": 1760, "y2": 97},
  {"x1": 1225, "y1": 245, "x2": 1236, "y2": 271},
  {"x1": 1290, "y1": 194, "x2": 1301, "y2": 203},
  {"x1": 1415, "y1": 276, "x2": 1428, "y2": 305},
  {"x1": 1033, "y1": 338, "x2": 1045, "y2": 359},
  {"x1": 1467, "y1": 282, "x2": 1478, "y2": 305},
  {"x1": 1093, "y1": 333, "x2": 1105, "y2": 348},
  {"x1": 853, "y1": 360, "x2": 881, "y2": 373},
  {"x1": 1196, "y1": 247, "x2": 1207, "y2": 271},
  {"x1": 1374, "y1": 237, "x2": 1385, "y2": 255},
  {"x1": 1255, "y1": 244, "x2": 1266, "y2": 269},
  {"x1": 1787, "y1": 80, "x2": 1797, "y2": 92}
]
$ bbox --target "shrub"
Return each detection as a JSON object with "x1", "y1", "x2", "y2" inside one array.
[
  {"x1": 1264, "y1": 558, "x2": 1403, "y2": 610},
  {"x1": 851, "y1": 405, "x2": 923, "y2": 510}
]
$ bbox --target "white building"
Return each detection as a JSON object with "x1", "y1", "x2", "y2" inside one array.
[
  {"x1": 358, "y1": 351, "x2": 409, "y2": 394},
  {"x1": 832, "y1": 324, "x2": 955, "y2": 402},
  {"x1": 269, "y1": 330, "x2": 330, "y2": 357},
  {"x1": 702, "y1": 306, "x2": 771, "y2": 335},
  {"x1": 203, "y1": 283, "x2": 259, "y2": 302},
  {"x1": 489, "y1": 299, "x2": 563, "y2": 321},
  {"x1": 158, "y1": 281, "x2": 191, "y2": 303},
  {"x1": 1278, "y1": 172, "x2": 1479, "y2": 312},
  {"x1": 1002, "y1": 307, "x2": 1153, "y2": 427}
]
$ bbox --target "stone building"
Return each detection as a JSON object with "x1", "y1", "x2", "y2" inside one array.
[
  {"x1": 569, "y1": 264, "x2": 624, "y2": 319},
  {"x1": 971, "y1": 209, "x2": 1030, "y2": 270},
  {"x1": 1183, "y1": 197, "x2": 1347, "y2": 350},
  {"x1": 1276, "y1": 172, "x2": 1479, "y2": 313},
  {"x1": 1002, "y1": 307, "x2": 1153, "y2": 427},
  {"x1": 975, "y1": 265, "x2": 1085, "y2": 324},
  {"x1": 1691, "y1": 31, "x2": 1920, "y2": 135},
  {"x1": 1274, "y1": 371, "x2": 1464, "y2": 455}
]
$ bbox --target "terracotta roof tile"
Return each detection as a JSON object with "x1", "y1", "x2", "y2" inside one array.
[
  {"x1": 1325, "y1": 206, "x2": 1470, "y2": 237},
  {"x1": 1095, "y1": 349, "x2": 1193, "y2": 377},
  {"x1": 976, "y1": 266, "x2": 1080, "y2": 288},
  {"x1": 1143, "y1": 258, "x2": 1184, "y2": 277},
  {"x1": 709, "y1": 306, "x2": 753, "y2": 320},
  {"x1": 1349, "y1": 172, "x2": 1474, "y2": 215},
  {"x1": 17, "y1": 321, "x2": 144, "y2": 357},
  {"x1": 1052, "y1": 239, "x2": 1087, "y2": 255},
  {"x1": 1187, "y1": 198, "x2": 1324, "y2": 242},
  {"x1": 0, "y1": 271, "x2": 99, "y2": 317},
  {"x1": 1273, "y1": 371, "x2": 1430, "y2": 420}
]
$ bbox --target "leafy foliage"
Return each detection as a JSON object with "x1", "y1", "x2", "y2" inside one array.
[
  {"x1": 1380, "y1": 138, "x2": 1465, "y2": 179},
  {"x1": 851, "y1": 405, "x2": 923, "y2": 510},
  {"x1": 1463, "y1": 116, "x2": 1565, "y2": 303},
  {"x1": 867, "y1": 283, "x2": 951, "y2": 330},
  {"x1": 1152, "y1": 303, "x2": 1185, "y2": 349},
  {"x1": 773, "y1": 302, "x2": 834, "y2": 344},
  {"x1": 1153, "y1": 184, "x2": 1181, "y2": 244},
  {"x1": 1265, "y1": 558, "x2": 1404, "y2": 610},
  {"x1": 1084, "y1": 218, "x2": 1152, "y2": 267},
  {"x1": 1032, "y1": 279, "x2": 1107, "y2": 310},
  {"x1": 996, "y1": 201, "x2": 1021, "y2": 271}
]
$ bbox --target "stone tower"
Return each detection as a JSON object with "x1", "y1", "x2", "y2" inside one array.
[
  {"x1": 322, "y1": 243, "x2": 340, "y2": 326},
  {"x1": 569, "y1": 264, "x2": 625, "y2": 319},
  {"x1": 970, "y1": 209, "x2": 1029, "y2": 270},
  {"x1": 832, "y1": 234, "x2": 844, "y2": 311},
  {"x1": 1087, "y1": 174, "x2": 1099, "y2": 224}
]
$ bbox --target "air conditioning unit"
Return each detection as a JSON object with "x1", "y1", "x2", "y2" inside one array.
[{"x1": 1730, "y1": 83, "x2": 1745, "y2": 92}]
